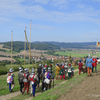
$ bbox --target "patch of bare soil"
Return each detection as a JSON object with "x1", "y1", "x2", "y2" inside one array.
[
  {"x1": 0, "y1": 44, "x2": 10, "y2": 51},
  {"x1": 58, "y1": 70, "x2": 100, "y2": 100},
  {"x1": 12, "y1": 50, "x2": 48, "y2": 57},
  {"x1": 0, "y1": 51, "x2": 11, "y2": 56},
  {"x1": 0, "y1": 57, "x2": 16, "y2": 61},
  {"x1": 0, "y1": 91, "x2": 20, "y2": 100}
]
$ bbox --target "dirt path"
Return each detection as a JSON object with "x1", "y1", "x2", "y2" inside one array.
[{"x1": 58, "y1": 70, "x2": 100, "y2": 100}]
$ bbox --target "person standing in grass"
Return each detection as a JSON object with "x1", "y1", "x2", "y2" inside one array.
[
  {"x1": 59, "y1": 64, "x2": 65, "y2": 80},
  {"x1": 78, "y1": 60, "x2": 83, "y2": 75},
  {"x1": 55, "y1": 63, "x2": 60, "y2": 80},
  {"x1": 22, "y1": 68, "x2": 29, "y2": 94},
  {"x1": 28, "y1": 68, "x2": 39, "y2": 97},
  {"x1": 85, "y1": 55, "x2": 95, "y2": 76},
  {"x1": 37, "y1": 64, "x2": 42, "y2": 89},
  {"x1": 92, "y1": 56, "x2": 98, "y2": 73},
  {"x1": 18, "y1": 67, "x2": 24, "y2": 93},
  {"x1": 7, "y1": 68, "x2": 15, "y2": 92},
  {"x1": 64, "y1": 63, "x2": 68, "y2": 80},
  {"x1": 67, "y1": 63, "x2": 72, "y2": 79}
]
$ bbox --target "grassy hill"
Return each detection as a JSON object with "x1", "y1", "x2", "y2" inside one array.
[
  {"x1": 45, "y1": 41, "x2": 97, "y2": 49},
  {"x1": 3, "y1": 41, "x2": 60, "y2": 52},
  {"x1": 1, "y1": 41, "x2": 100, "y2": 53}
]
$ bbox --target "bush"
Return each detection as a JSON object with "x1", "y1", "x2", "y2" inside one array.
[
  {"x1": 0, "y1": 66, "x2": 8, "y2": 75},
  {"x1": 13, "y1": 66, "x2": 19, "y2": 72},
  {"x1": 0, "y1": 65, "x2": 20, "y2": 75}
]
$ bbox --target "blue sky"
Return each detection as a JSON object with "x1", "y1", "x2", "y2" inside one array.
[{"x1": 0, "y1": 0, "x2": 100, "y2": 42}]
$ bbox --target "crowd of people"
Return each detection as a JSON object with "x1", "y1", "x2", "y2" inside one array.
[
  {"x1": 6, "y1": 54, "x2": 98, "y2": 97},
  {"x1": 7, "y1": 64, "x2": 54, "y2": 97},
  {"x1": 55, "y1": 63, "x2": 74, "y2": 80},
  {"x1": 78, "y1": 55, "x2": 98, "y2": 76}
]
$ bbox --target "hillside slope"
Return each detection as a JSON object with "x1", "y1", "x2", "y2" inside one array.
[{"x1": 3, "y1": 41, "x2": 60, "y2": 52}]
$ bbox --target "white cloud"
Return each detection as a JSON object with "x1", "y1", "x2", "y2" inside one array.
[
  {"x1": 35, "y1": 0, "x2": 50, "y2": 4},
  {"x1": 51, "y1": 0, "x2": 68, "y2": 6},
  {"x1": 93, "y1": 0, "x2": 100, "y2": 2},
  {"x1": 0, "y1": 0, "x2": 100, "y2": 24}
]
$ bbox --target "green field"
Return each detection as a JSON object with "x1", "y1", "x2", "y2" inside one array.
[
  {"x1": 6, "y1": 50, "x2": 18, "y2": 54},
  {"x1": 55, "y1": 50, "x2": 100, "y2": 58},
  {"x1": 16, "y1": 58, "x2": 25, "y2": 62}
]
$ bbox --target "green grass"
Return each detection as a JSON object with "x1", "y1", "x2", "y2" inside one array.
[
  {"x1": 16, "y1": 58, "x2": 25, "y2": 62},
  {"x1": 0, "y1": 71, "x2": 20, "y2": 96},
  {"x1": 0, "y1": 63, "x2": 39, "y2": 75},
  {"x1": 0, "y1": 65, "x2": 58, "y2": 96},
  {"x1": 55, "y1": 51, "x2": 87, "y2": 57},
  {"x1": 8, "y1": 79, "x2": 66, "y2": 100},
  {"x1": 6, "y1": 50, "x2": 18, "y2": 54},
  {"x1": 73, "y1": 65, "x2": 78, "y2": 70},
  {"x1": 0, "y1": 64, "x2": 39, "y2": 95},
  {"x1": 54, "y1": 50, "x2": 100, "y2": 58},
  {"x1": 6, "y1": 66, "x2": 84, "y2": 100},
  {"x1": 1, "y1": 64, "x2": 100, "y2": 100}
]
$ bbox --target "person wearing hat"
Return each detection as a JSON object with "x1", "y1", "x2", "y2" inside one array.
[
  {"x1": 37, "y1": 64, "x2": 42, "y2": 89},
  {"x1": 28, "y1": 68, "x2": 39, "y2": 97},
  {"x1": 45, "y1": 64, "x2": 47, "y2": 68},
  {"x1": 59, "y1": 65, "x2": 65, "y2": 80},
  {"x1": 44, "y1": 68, "x2": 52, "y2": 90},
  {"x1": 85, "y1": 55, "x2": 95, "y2": 76},
  {"x1": 22, "y1": 68, "x2": 29, "y2": 94},
  {"x1": 67, "y1": 63, "x2": 73, "y2": 79},
  {"x1": 18, "y1": 67, "x2": 24, "y2": 93},
  {"x1": 55, "y1": 63, "x2": 60, "y2": 80},
  {"x1": 64, "y1": 63, "x2": 68, "y2": 79},
  {"x1": 7, "y1": 68, "x2": 15, "y2": 92},
  {"x1": 78, "y1": 60, "x2": 83, "y2": 75},
  {"x1": 92, "y1": 56, "x2": 98, "y2": 73}
]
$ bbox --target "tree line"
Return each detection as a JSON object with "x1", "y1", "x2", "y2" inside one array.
[{"x1": 3, "y1": 41, "x2": 60, "y2": 52}]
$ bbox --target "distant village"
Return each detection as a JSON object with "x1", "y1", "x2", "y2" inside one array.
[{"x1": 20, "y1": 55, "x2": 86, "y2": 66}]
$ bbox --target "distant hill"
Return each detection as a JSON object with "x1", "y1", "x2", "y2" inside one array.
[
  {"x1": 1, "y1": 41, "x2": 99, "y2": 52},
  {"x1": 46, "y1": 42, "x2": 97, "y2": 49},
  {"x1": 33, "y1": 41, "x2": 97, "y2": 49},
  {"x1": 3, "y1": 41, "x2": 60, "y2": 52}
]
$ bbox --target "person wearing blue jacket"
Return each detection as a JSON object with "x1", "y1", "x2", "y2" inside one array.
[{"x1": 85, "y1": 55, "x2": 95, "y2": 76}]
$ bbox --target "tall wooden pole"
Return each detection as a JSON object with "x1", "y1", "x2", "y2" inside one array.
[
  {"x1": 24, "y1": 30, "x2": 34, "y2": 71},
  {"x1": 34, "y1": 47, "x2": 36, "y2": 69},
  {"x1": 11, "y1": 31, "x2": 13, "y2": 68},
  {"x1": 24, "y1": 27, "x2": 26, "y2": 69},
  {"x1": 96, "y1": 41, "x2": 98, "y2": 57},
  {"x1": 28, "y1": 20, "x2": 31, "y2": 69},
  {"x1": 96, "y1": 46, "x2": 97, "y2": 57}
]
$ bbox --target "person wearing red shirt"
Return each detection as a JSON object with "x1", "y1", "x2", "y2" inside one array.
[
  {"x1": 78, "y1": 60, "x2": 83, "y2": 75},
  {"x1": 92, "y1": 57, "x2": 98, "y2": 73}
]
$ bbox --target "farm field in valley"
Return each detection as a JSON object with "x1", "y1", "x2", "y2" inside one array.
[
  {"x1": 0, "y1": 57, "x2": 16, "y2": 61},
  {"x1": 55, "y1": 49, "x2": 100, "y2": 58}
]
